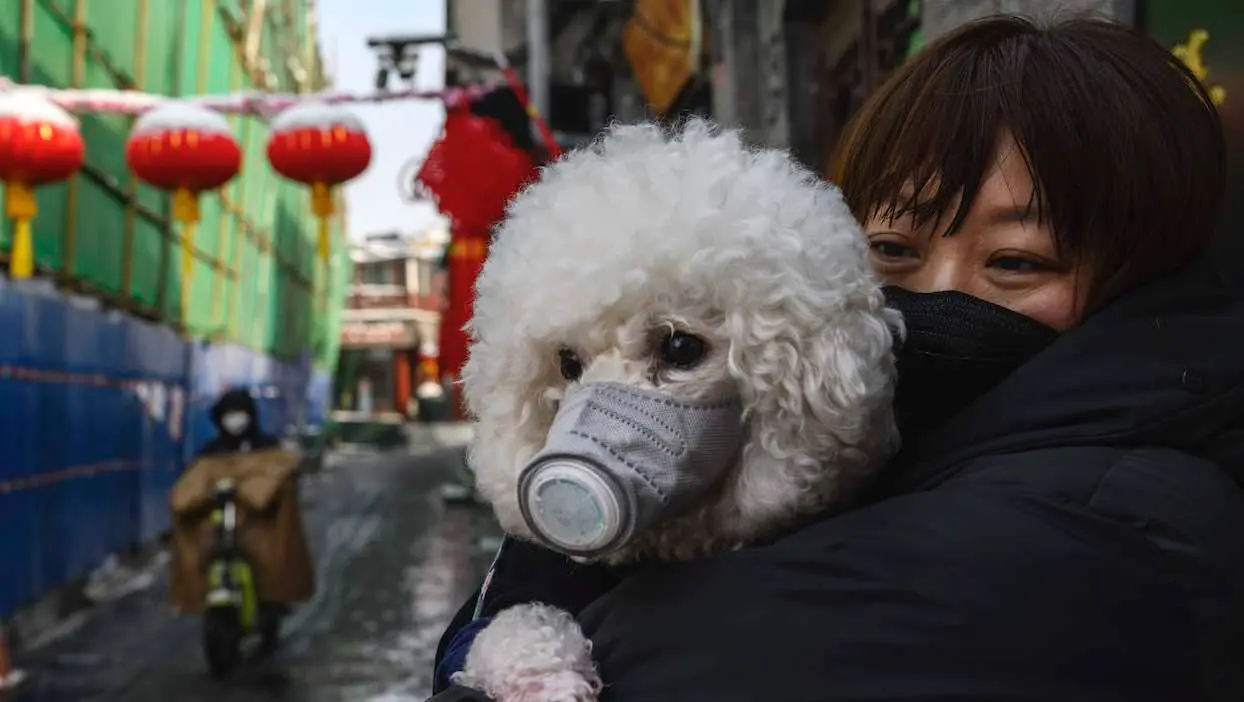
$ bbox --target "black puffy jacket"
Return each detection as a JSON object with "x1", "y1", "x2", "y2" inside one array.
[{"x1": 438, "y1": 259, "x2": 1244, "y2": 702}]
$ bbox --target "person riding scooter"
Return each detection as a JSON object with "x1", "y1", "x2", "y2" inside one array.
[
  {"x1": 170, "y1": 387, "x2": 315, "y2": 677},
  {"x1": 199, "y1": 387, "x2": 285, "y2": 659}
]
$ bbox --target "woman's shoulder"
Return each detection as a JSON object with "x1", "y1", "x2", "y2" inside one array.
[
  {"x1": 578, "y1": 446, "x2": 1244, "y2": 701},
  {"x1": 594, "y1": 446, "x2": 1244, "y2": 608},
  {"x1": 938, "y1": 445, "x2": 1244, "y2": 552}
]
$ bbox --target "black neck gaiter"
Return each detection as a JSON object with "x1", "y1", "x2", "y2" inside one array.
[{"x1": 884, "y1": 286, "x2": 1061, "y2": 446}]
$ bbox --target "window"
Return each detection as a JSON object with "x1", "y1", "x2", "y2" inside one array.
[
  {"x1": 357, "y1": 260, "x2": 406, "y2": 286},
  {"x1": 389, "y1": 260, "x2": 407, "y2": 288},
  {"x1": 358, "y1": 262, "x2": 385, "y2": 285},
  {"x1": 417, "y1": 259, "x2": 435, "y2": 299}
]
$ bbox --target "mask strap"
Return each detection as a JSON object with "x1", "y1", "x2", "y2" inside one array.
[{"x1": 473, "y1": 537, "x2": 510, "y2": 620}]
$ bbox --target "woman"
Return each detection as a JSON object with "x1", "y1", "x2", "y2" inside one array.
[{"x1": 435, "y1": 15, "x2": 1244, "y2": 701}]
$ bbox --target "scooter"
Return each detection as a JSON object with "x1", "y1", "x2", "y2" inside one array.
[{"x1": 201, "y1": 478, "x2": 283, "y2": 677}]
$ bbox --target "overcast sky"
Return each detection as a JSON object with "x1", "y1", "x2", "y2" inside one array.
[{"x1": 316, "y1": 0, "x2": 447, "y2": 239}]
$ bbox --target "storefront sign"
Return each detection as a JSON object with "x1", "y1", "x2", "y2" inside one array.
[{"x1": 341, "y1": 321, "x2": 416, "y2": 348}]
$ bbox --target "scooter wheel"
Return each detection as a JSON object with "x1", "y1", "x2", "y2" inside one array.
[
  {"x1": 203, "y1": 607, "x2": 243, "y2": 678},
  {"x1": 257, "y1": 605, "x2": 284, "y2": 656}
]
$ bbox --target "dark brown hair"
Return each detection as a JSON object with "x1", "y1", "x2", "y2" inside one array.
[{"x1": 833, "y1": 15, "x2": 1226, "y2": 311}]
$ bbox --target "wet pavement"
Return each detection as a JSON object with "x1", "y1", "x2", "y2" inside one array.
[{"x1": 8, "y1": 439, "x2": 501, "y2": 702}]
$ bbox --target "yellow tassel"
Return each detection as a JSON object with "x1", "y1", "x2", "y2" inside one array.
[
  {"x1": 172, "y1": 188, "x2": 201, "y2": 326},
  {"x1": 5, "y1": 182, "x2": 37, "y2": 280},
  {"x1": 310, "y1": 182, "x2": 335, "y2": 262}
]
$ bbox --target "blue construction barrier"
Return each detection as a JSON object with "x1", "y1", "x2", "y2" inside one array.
[{"x1": 0, "y1": 283, "x2": 331, "y2": 618}]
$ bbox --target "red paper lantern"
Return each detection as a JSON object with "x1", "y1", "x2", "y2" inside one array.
[
  {"x1": 126, "y1": 102, "x2": 242, "y2": 193},
  {"x1": 0, "y1": 93, "x2": 85, "y2": 279},
  {"x1": 266, "y1": 103, "x2": 372, "y2": 262},
  {"x1": 0, "y1": 96, "x2": 85, "y2": 186},
  {"x1": 266, "y1": 103, "x2": 372, "y2": 186},
  {"x1": 416, "y1": 110, "x2": 536, "y2": 233},
  {"x1": 125, "y1": 102, "x2": 242, "y2": 324}
]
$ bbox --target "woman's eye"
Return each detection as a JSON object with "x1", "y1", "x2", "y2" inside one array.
[
  {"x1": 868, "y1": 240, "x2": 918, "y2": 259},
  {"x1": 660, "y1": 331, "x2": 708, "y2": 370},
  {"x1": 557, "y1": 348, "x2": 583, "y2": 381},
  {"x1": 988, "y1": 256, "x2": 1050, "y2": 273}
]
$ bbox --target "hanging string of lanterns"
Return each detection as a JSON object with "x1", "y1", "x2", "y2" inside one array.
[
  {"x1": 0, "y1": 67, "x2": 561, "y2": 417},
  {"x1": 0, "y1": 93, "x2": 373, "y2": 311}
]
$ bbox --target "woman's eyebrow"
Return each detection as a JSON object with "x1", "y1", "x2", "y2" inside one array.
[{"x1": 981, "y1": 203, "x2": 1043, "y2": 224}]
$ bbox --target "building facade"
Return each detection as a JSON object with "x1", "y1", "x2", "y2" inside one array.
[
  {"x1": 447, "y1": 0, "x2": 655, "y2": 149},
  {"x1": 335, "y1": 226, "x2": 449, "y2": 419},
  {"x1": 442, "y1": 1, "x2": 1219, "y2": 176},
  {"x1": 711, "y1": 0, "x2": 1137, "y2": 173}
]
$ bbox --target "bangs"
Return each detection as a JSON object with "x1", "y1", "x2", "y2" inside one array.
[{"x1": 833, "y1": 26, "x2": 1050, "y2": 242}]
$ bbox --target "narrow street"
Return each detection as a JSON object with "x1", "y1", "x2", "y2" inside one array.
[{"x1": 8, "y1": 437, "x2": 499, "y2": 702}]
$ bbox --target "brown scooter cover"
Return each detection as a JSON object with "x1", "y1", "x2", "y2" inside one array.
[{"x1": 168, "y1": 449, "x2": 315, "y2": 613}]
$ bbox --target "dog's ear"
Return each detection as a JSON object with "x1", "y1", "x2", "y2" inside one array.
[{"x1": 728, "y1": 300, "x2": 901, "y2": 477}]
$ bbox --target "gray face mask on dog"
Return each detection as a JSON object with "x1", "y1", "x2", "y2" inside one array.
[{"x1": 517, "y1": 382, "x2": 744, "y2": 558}]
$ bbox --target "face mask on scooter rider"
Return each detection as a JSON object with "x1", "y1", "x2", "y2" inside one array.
[
  {"x1": 517, "y1": 382, "x2": 744, "y2": 559},
  {"x1": 220, "y1": 410, "x2": 252, "y2": 436}
]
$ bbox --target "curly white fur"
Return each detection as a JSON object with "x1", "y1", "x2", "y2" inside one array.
[
  {"x1": 463, "y1": 119, "x2": 901, "y2": 565},
  {"x1": 455, "y1": 603, "x2": 601, "y2": 702}
]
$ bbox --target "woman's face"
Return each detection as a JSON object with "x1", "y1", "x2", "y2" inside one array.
[{"x1": 863, "y1": 135, "x2": 1091, "y2": 331}]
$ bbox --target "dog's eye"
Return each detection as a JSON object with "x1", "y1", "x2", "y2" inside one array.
[
  {"x1": 660, "y1": 332, "x2": 707, "y2": 370},
  {"x1": 557, "y1": 348, "x2": 584, "y2": 381}
]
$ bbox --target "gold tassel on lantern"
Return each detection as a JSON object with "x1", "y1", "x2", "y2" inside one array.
[
  {"x1": 172, "y1": 187, "x2": 200, "y2": 326},
  {"x1": 5, "y1": 182, "x2": 36, "y2": 279},
  {"x1": 309, "y1": 181, "x2": 336, "y2": 330},
  {"x1": 310, "y1": 181, "x2": 334, "y2": 262}
]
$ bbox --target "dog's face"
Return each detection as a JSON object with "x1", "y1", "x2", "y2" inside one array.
[{"x1": 462, "y1": 120, "x2": 901, "y2": 564}]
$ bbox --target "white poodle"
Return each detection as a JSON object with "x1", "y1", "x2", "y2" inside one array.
[{"x1": 452, "y1": 119, "x2": 901, "y2": 701}]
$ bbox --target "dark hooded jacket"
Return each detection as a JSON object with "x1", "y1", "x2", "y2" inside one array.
[
  {"x1": 198, "y1": 387, "x2": 282, "y2": 456},
  {"x1": 433, "y1": 258, "x2": 1244, "y2": 702}
]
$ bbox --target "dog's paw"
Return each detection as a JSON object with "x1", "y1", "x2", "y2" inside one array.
[{"x1": 454, "y1": 603, "x2": 601, "y2": 702}]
